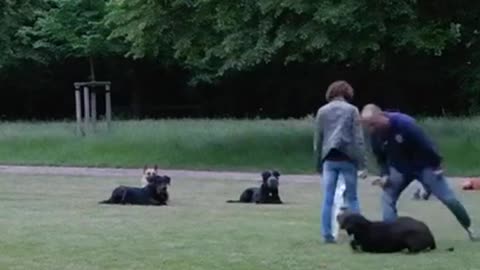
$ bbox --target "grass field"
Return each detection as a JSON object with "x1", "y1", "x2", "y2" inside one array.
[
  {"x1": 1, "y1": 172, "x2": 479, "y2": 270},
  {"x1": 0, "y1": 117, "x2": 479, "y2": 175}
]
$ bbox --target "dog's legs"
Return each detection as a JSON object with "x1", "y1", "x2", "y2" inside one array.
[
  {"x1": 120, "y1": 189, "x2": 128, "y2": 205},
  {"x1": 422, "y1": 190, "x2": 432, "y2": 200},
  {"x1": 272, "y1": 189, "x2": 281, "y2": 202},
  {"x1": 349, "y1": 239, "x2": 361, "y2": 251},
  {"x1": 405, "y1": 238, "x2": 425, "y2": 254},
  {"x1": 256, "y1": 189, "x2": 268, "y2": 204},
  {"x1": 239, "y1": 189, "x2": 255, "y2": 203},
  {"x1": 406, "y1": 248, "x2": 422, "y2": 254},
  {"x1": 270, "y1": 189, "x2": 283, "y2": 204},
  {"x1": 413, "y1": 188, "x2": 421, "y2": 200}
]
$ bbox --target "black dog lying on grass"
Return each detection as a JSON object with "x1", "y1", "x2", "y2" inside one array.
[
  {"x1": 227, "y1": 170, "x2": 282, "y2": 204},
  {"x1": 336, "y1": 211, "x2": 446, "y2": 253},
  {"x1": 99, "y1": 175, "x2": 171, "y2": 206}
]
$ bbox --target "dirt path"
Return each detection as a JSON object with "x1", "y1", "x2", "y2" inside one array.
[
  {"x1": 0, "y1": 164, "x2": 321, "y2": 183},
  {"x1": 0, "y1": 164, "x2": 467, "y2": 184}
]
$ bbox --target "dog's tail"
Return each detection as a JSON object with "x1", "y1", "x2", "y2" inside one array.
[
  {"x1": 99, "y1": 199, "x2": 114, "y2": 204},
  {"x1": 431, "y1": 242, "x2": 454, "y2": 252},
  {"x1": 226, "y1": 200, "x2": 243, "y2": 203}
]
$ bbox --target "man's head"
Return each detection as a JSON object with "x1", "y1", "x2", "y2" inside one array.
[
  {"x1": 325, "y1": 80, "x2": 354, "y2": 102},
  {"x1": 360, "y1": 104, "x2": 390, "y2": 133}
]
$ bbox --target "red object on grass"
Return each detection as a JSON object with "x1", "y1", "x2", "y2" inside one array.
[{"x1": 462, "y1": 178, "x2": 480, "y2": 190}]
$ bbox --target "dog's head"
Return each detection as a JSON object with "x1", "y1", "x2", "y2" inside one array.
[
  {"x1": 146, "y1": 175, "x2": 171, "y2": 194},
  {"x1": 337, "y1": 211, "x2": 371, "y2": 235},
  {"x1": 262, "y1": 170, "x2": 280, "y2": 189},
  {"x1": 143, "y1": 165, "x2": 159, "y2": 179}
]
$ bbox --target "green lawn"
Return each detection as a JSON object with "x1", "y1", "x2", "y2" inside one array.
[
  {"x1": 0, "y1": 117, "x2": 479, "y2": 175},
  {"x1": 0, "y1": 173, "x2": 479, "y2": 270}
]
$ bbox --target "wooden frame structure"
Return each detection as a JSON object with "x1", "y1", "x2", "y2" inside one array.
[{"x1": 73, "y1": 81, "x2": 112, "y2": 135}]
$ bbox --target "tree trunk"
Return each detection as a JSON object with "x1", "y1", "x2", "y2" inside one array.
[
  {"x1": 89, "y1": 56, "x2": 96, "y2": 81},
  {"x1": 127, "y1": 67, "x2": 141, "y2": 117}
]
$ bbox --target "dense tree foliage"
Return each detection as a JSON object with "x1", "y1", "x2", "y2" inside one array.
[
  {"x1": 0, "y1": 0, "x2": 47, "y2": 70},
  {"x1": 1, "y1": 0, "x2": 480, "y2": 119},
  {"x1": 19, "y1": 0, "x2": 125, "y2": 79},
  {"x1": 107, "y1": 0, "x2": 462, "y2": 82}
]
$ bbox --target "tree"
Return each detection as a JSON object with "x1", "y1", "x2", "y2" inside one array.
[
  {"x1": 0, "y1": 0, "x2": 46, "y2": 71},
  {"x1": 20, "y1": 0, "x2": 125, "y2": 80},
  {"x1": 106, "y1": 0, "x2": 461, "y2": 84},
  {"x1": 432, "y1": 1, "x2": 480, "y2": 112}
]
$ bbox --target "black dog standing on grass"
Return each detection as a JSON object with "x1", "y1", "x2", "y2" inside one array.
[
  {"x1": 99, "y1": 175, "x2": 171, "y2": 206},
  {"x1": 227, "y1": 170, "x2": 283, "y2": 204},
  {"x1": 336, "y1": 211, "x2": 445, "y2": 253}
]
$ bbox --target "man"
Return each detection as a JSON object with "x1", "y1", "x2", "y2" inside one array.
[
  {"x1": 361, "y1": 103, "x2": 477, "y2": 241},
  {"x1": 313, "y1": 80, "x2": 367, "y2": 243}
]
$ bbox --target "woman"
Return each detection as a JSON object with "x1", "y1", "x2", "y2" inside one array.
[{"x1": 313, "y1": 80, "x2": 367, "y2": 243}]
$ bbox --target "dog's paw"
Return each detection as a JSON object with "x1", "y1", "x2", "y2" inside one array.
[
  {"x1": 371, "y1": 177, "x2": 388, "y2": 188},
  {"x1": 412, "y1": 190, "x2": 421, "y2": 200},
  {"x1": 350, "y1": 242, "x2": 360, "y2": 252},
  {"x1": 357, "y1": 170, "x2": 368, "y2": 179}
]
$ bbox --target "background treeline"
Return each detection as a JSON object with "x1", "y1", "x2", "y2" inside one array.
[{"x1": 2, "y1": 0, "x2": 480, "y2": 120}]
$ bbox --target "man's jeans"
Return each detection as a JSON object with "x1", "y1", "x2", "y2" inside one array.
[
  {"x1": 382, "y1": 167, "x2": 471, "y2": 229},
  {"x1": 321, "y1": 160, "x2": 360, "y2": 240}
]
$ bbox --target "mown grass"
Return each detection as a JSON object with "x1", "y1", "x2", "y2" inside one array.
[
  {"x1": 0, "y1": 173, "x2": 479, "y2": 270},
  {"x1": 0, "y1": 117, "x2": 479, "y2": 175}
]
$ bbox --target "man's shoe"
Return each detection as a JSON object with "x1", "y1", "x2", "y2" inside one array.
[
  {"x1": 323, "y1": 236, "x2": 337, "y2": 244},
  {"x1": 467, "y1": 227, "x2": 479, "y2": 241}
]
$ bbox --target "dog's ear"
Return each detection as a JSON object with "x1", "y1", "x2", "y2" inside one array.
[
  {"x1": 164, "y1": 176, "x2": 171, "y2": 185},
  {"x1": 337, "y1": 212, "x2": 348, "y2": 229},
  {"x1": 338, "y1": 212, "x2": 369, "y2": 231},
  {"x1": 261, "y1": 171, "x2": 270, "y2": 182},
  {"x1": 154, "y1": 165, "x2": 158, "y2": 172},
  {"x1": 272, "y1": 170, "x2": 280, "y2": 178},
  {"x1": 143, "y1": 165, "x2": 148, "y2": 173}
]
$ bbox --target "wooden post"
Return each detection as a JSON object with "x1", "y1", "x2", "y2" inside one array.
[
  {"x1": 105, "y1": 84, "x2": 112, "y2": 129},
  {"x1": 74, "y1": 86, "x2": 83, "y2": 136},
  {"x1": 90, "y1": 89, "x2": 97, "y2": 131},
  {"x1": 83, "y1": 86, "x2": 90, "y2": 132}
]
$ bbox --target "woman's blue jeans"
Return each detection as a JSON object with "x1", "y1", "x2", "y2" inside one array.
[{"x1": 321, "y1": 160, "x2": 360, "y2": 240}]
